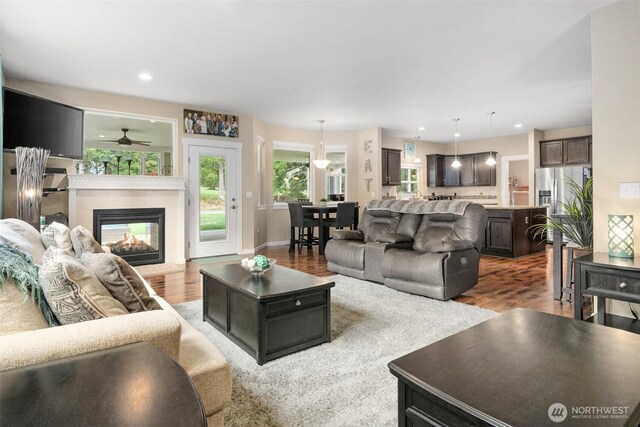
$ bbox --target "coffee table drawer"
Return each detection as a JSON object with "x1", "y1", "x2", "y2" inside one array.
[{"x1": 266, "y1": 291, "x2": 326, "y2": 317}]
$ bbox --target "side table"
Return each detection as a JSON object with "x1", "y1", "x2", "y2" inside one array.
[
  {"x1": 0, "y1": 342, "x2": 206, "y2": 427},
  {"x1": 574, "y1": 252, "x2": 640, "y2": 334}
]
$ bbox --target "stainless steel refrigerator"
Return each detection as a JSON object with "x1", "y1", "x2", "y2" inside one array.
[{"x1": 535, "y1": 166, "x2": 592, "y2": 243}]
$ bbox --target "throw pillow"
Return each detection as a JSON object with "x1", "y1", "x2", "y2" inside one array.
[
  {"x1": 70, "y1": 225, "x2": 104, "y2": 257},
  {"x1": 80, "y1": 252, "x2": 161, "y2": 313},
  {"x1": 0, "y1": 219, "x2": 47, "y2": 265},
  {"x1": 41, "y1": 222, "x2": 73, "y2": 254},
  {"x1": 39, "y1": 248, "x2": 128, "y2": 324}
]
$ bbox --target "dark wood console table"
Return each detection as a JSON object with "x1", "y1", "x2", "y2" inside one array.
[
  {"x1": 389, "y1": 309, "x2": 640, "y2": 427},
  {"x1": 573, "y1": 252, "x2": 640, "y2": 333},
  {"x1": 0, "y1": 342, "x2": 206, "y2": 427}
]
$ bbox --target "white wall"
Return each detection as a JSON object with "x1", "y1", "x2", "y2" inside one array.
[{"x1": 591, "y1": 0, "x2": 640, "y2": 317}]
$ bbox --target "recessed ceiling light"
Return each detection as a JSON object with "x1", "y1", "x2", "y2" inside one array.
[
  {"x1": 418, "y1": 126, "x2": 425, "y2": 131},
  {"x1": 454, "y1": 133, "x2": 460, "y2": 137},
  {"x1": 138, "y1": 72, "x2": 153, "y2": 81},
  {"x1": 150, "y1": 120, "x2": 156, "y2": 123},
  {"x1": 99, "y1": 135, "x2": 105, "y2": 138},
  {"x1": 514, "y1": 123, "x2": 523, "y2": 128}
]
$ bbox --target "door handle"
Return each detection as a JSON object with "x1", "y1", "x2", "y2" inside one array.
[{"x1": 231, "y1": 205, "x2": 237, "y2": 210}]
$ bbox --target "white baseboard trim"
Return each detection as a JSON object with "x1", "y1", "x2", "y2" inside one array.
[{"x1": 240, "y1": 240, "x2": 288, "y2": 256}]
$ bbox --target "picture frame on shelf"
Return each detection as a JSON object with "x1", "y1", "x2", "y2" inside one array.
[{"x1": 183, "y1": 109, "x2": 238, "y2": 138}]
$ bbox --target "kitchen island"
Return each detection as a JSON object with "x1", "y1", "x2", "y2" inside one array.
[{"x1": 481, "y1": 206, "x2": 547, "y2": 258}]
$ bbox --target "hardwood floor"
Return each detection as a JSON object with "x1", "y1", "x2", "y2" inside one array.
[{"x1": 147, "y1": 244, "x2": 581, "y2": 318}]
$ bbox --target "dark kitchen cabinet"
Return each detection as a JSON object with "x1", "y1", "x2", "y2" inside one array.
[
  {"x1": 381, "y1": 148, "x2": 402, "y2": 186},
  {"x1": 426, "y1": 154, "x2": 445, "y2": 187},
  {"x1": 540, "y1": 136, "x2": 591, "y2": 167},
  {"x1": 460, "y1": 156, "x2": 475, "y2": 186},
  {"x1": 473, "y1": 153, "x2": 496, "y2": 186},
  {"x1": 426, "y1": 152, "x2": 496, "y2": 187},
  {"x1": 482, "y1": 207, "x2": 547, "y2": 258},
  {"x1": 564, "y1": 137, "x2": 591, "y2": 165},
  {"x1": 444, "y1": 156, "x2": 461, "y2": 187}
]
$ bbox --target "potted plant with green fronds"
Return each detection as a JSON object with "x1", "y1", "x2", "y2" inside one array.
[{"x1": 529, "y1": 175, "x2": 593, "y2": 253}]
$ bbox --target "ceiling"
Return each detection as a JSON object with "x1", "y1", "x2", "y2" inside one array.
[{"x1": 0, "y1": 1, "x2": 608, "y2": 142}]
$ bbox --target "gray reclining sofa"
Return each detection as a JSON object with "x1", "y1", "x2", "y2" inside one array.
[{"x1": 325, "y1": 199, "x2": 488, "y2": 300}]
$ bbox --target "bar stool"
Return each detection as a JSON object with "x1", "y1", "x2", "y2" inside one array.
[
  {"x1": 287, "y1": 202, "x2": 319, "y2": 253},
  {"x1": 325, "y1": 202, "x2": 357, "y2": 230}
]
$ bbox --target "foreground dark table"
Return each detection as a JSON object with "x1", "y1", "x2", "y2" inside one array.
[
  {"x1": 0, "y1": 342, "x2": 206, "y2": 427},
  {"x1": 201, "y1": 263, "x2": 335, "y2": 365},
  {"x1": 388, "y1": 308, "x2": 640, "y2": 427}
]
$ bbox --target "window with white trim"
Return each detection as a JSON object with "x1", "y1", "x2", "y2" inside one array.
[
  {"x1": 325, "y1": 147, "x2": 347, "y2": 200},
  {"x1": 272, "y1": 142, "x2": 312, "y2": 203},
  {"x1": 397, "y1": 167, "x2": 419, "y2": 194}
]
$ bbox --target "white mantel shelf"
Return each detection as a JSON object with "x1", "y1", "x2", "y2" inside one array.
[{"x1": 68, "y1": 174, "x2": 186, "y2": 191}]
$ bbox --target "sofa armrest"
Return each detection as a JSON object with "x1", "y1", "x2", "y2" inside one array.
[
  {"x1": 432, "y1": 239, "x2": 476, "y2": 253},
  {"x1": 0, "y1": 311, "x2": 181, "y2": 371},
  {"x1": 331, "y1": 230, "x2": 364, "y2": 241},
  {"x1": 375, "y1": 233, "x2": 413, "y2": 244}
]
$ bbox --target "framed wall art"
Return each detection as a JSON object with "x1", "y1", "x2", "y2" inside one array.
[{"x1": 183, "y1": 109, "x2": 238, "y2": 138}]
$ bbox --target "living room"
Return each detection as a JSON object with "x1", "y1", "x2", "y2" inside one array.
[{"x1": 1, "y1": 1, "x2": 639, "y2": 426}]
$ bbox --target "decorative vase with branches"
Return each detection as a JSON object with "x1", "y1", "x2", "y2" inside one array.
[{"x1": 529, "y1": 175, "x2": 593, "y2": 250}]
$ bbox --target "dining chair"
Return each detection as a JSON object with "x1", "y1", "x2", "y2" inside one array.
[
  {"x1": 287, "y1": 202, "x2": 319, "y2": 252},
  {"x1": 325, "y1": 202, "x2": 357, "y2": 230}
]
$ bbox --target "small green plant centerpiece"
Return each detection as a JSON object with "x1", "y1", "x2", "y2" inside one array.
[
  {"x1": 529, "y1": 175, "x2": 593, "y2": 251},
  {"x1": 319, "y1": 198, "x2": 328, "y2": 206}
]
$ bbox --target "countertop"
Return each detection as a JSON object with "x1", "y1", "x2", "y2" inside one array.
[{"x1": 484, "y1": 205, "x2": 546, "y2": 210}]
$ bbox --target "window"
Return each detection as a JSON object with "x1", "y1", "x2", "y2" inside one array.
[
  {"x1": 398, "y1": 167, "x2": 419, "y2": 194},
  {"x1": 82, "y1": 148, "x2": 161, "y2": 175},
  {"x1": 325, "y1": 150, "x2": 347, "y2": 200},
  {"x1": 272, "y1": 145, "x2": 311, "y2": 203}
]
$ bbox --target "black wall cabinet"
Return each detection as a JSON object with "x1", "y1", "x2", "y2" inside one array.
[{"x1": 426, "y1": 151, "x2": 497, "y2": 188}]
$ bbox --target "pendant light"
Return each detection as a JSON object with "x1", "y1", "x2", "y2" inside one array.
[
  {"x1": 485, "y1": 112, "x2": 497, "y2": 166},
  {"x1": 313, "y1": 120, "x2": 331, "y2": 169},
  {"x1": 414, "y1": 137, "x2": 422, "y2": 163},
  {"x1": 451, "y1": 118, "x2": 461, "y2": 169}
]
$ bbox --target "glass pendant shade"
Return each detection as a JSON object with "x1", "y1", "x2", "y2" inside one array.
[
  {"x1": 451, "y1": 158, "x2": 462, "y2": 168},
  {"x1": 608, "y1": 214, "x2": 634, "y2": 258},
  {"x1": 452, "y1": 118, "x2": 461, "y2": 169},
  {"x1": 313, "y1": 120, "x2": 331, "y2": 169},
  {"x1": 486, "y1": 112, "x2": 496, "y2": 166}
]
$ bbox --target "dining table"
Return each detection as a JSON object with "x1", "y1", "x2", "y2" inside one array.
[{"x1": 302, "y1": 204, "x2": 359, "y2": 255}]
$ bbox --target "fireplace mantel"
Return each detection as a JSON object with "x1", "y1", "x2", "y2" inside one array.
[
  {"x1": 67, "y1": 174, "x2": 186, "y2": 191},
  {"x1": 67, "y1": 174, "x2": 186, "y2": 264}
]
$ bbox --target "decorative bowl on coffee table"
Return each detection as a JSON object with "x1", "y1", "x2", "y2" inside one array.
[{"x1": 239, "y1": 258, "x2": 276, "y2": 277}]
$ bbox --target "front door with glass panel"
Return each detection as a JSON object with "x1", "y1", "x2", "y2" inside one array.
[{"x1": 188, "y1": 145, "x2": 238, "y2": 258}]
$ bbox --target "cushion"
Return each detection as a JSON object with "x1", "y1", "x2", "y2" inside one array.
[
  {"x1": 0, "y1": 220, "x2": 46, "y2": 265},
  {"x1": 41, "y1": 222, "x2": 73, "y2": 254},
  {"x1": 375, "y1": 233, "x2": 413, "y2": 244},
  {"x1": 330, "y1": 230, "x2": 364, "y2": 241},
  {"x1": 80, "y1": 252, "x2": 161, "y2": 313},
  {"x1": 70, "y1": 225, "x2": 104, "y2": 257},
  {"x1": 39, "y1": 248, "x2": 128, "y2": 324},
  {"x1": 0, "y1": 281, "x2": 49, "y2": 336}
]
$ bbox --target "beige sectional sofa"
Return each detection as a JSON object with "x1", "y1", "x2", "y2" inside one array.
[{"x1": 0, "y1": 218, "x2": 231, "y2": 426}]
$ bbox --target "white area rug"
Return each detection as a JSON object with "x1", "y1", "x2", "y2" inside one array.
[{"x1": 174, "y1": 275, "x2": 497, "y2": 426}]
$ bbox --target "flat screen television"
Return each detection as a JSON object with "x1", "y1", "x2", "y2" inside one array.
[{"x1": 2, "y1": 88, "x2": 84, "y2": 159}]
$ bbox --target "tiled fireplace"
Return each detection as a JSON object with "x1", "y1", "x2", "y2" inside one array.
[
  {"x1": 67, "y1": 174, "x2": 186, "y2": 265},
  {"x1": 93, "y1": 208, "x2": 165, "y2": 266}
]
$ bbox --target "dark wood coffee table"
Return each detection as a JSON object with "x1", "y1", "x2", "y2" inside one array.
[
  {"x1": 388, "y1": 308, "x2": 640, "y2": 427},
  {"x1": 201, "y1": 263, "x2": 335, "y2": 365},
  {"x1": 0, "y1": 342, "x2": 206, "y2": 427}
]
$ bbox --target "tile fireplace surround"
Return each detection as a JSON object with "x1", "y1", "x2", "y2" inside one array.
[{"x1": 67, "y1": 174, "x2": 186, "y2": 264}]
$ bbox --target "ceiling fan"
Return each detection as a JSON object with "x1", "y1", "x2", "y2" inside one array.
[{"x1": 94, "y1": 128, "x2": 151, "y2": 146}]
